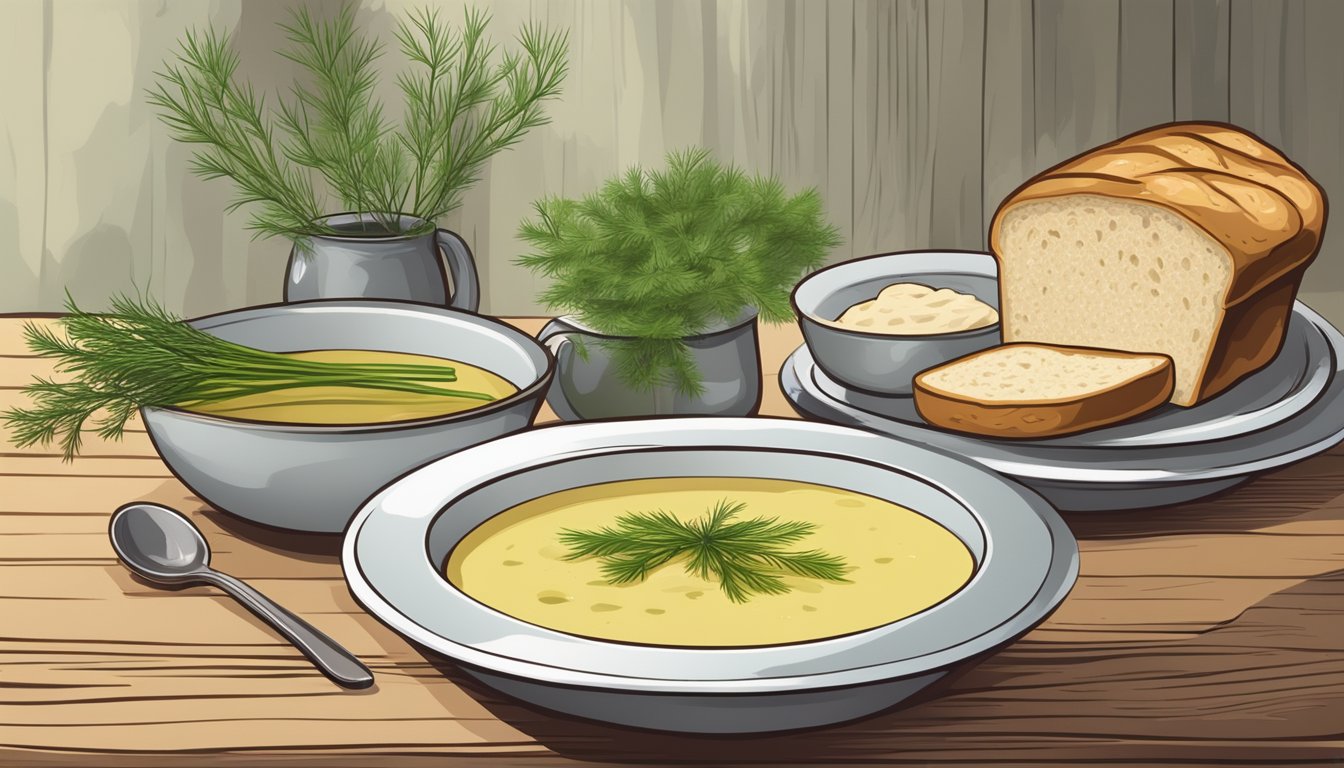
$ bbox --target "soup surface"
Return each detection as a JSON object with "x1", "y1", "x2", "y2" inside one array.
[
  {"x1": 186, "y1": 349, "x2": 516, "y2": 424},
  {"x1": 446, "y1": 477, "x2": 975, "y2": 647}
]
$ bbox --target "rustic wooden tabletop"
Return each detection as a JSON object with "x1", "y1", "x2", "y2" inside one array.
[{"x1": 1, "y1": 315, "x2": 1341, "y2": 767}]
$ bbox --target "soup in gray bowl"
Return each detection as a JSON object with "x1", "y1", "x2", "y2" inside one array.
[{"x1": 142, "y1": 300, "x2": 553, "y2": 533}]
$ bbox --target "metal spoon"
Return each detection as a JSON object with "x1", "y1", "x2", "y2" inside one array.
[{"x1": 108, "y1": 502, "x2": 374, "y2": 689}]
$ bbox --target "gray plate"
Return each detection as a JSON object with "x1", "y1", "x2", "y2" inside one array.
[
  {"x1": 343, "y1": 418, "x2": 1078, "y2": 733},
  {"x1": 781, "y1": 302, "x2": 1344, "y2": 511}
]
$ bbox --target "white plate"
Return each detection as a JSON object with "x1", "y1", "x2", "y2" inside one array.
[
  {"x1": 343, "y1": 418, "x2": 1078, "y2": 732},
  {"x1": 781, "y1": 302, "x2": 1344, "y2": 511}
]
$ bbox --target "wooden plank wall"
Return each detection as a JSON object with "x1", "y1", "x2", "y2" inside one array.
[{"x1": 0, "y1": 0, "x2": 1341, "y2": 323}]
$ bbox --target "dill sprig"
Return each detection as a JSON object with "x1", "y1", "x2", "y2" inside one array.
[
  {"x1": 1, "y1": 293, "x2": 495, "y2": 461},
  {"x1": 147, "y1": 27, "x2": 327, "y2": 244},
  {"x1": 396, "y1": 7, "x2": 569, "y2": 224},
  {"x1": 558, "y1": 499, "x2": 850, "y2": 603},
  {"x1": 516, "y1": 148, "x2": 842, "y2": 396},
  {"x1": 148, "y1": 4, "x2": 568, "y2": 249},
  {"x1": 275, "y1": 5, "x2": 404, "y2": 228}
]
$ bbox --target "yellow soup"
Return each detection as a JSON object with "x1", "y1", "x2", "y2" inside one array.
[
  {"x1": 186, "y1": 349, "x2": 517, "y2": 425},
  {"x1": 446, "y1": 477, "x2": 975, "y2": 647}
]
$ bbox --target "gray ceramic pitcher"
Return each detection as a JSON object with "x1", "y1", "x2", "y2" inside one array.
[
  {"x1": 284, "y1": 213, "x2": 480, "y2": 311},
  {"x1": 537, "y1": 311, "x2": 762, "y2": 421}
]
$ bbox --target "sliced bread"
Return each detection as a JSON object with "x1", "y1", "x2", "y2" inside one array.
[
  {"x1": 913, "y1": 343, "x2": 1174, "y2": 438},
  {"x1": 989, "y1": 123, "x2": 1325, "y2": 407}
]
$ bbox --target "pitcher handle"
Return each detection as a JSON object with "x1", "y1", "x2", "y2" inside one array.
[
  {"x1": 436, "y1": 229, "x2": 480, "y2": 312},
  {"x1": 537, "y1": 317, "x2": 585, "y2": 423}
]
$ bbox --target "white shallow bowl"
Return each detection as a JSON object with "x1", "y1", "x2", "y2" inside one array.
[{"x1": 343, "y1": 418, "x2": 1078, "y2": 733}]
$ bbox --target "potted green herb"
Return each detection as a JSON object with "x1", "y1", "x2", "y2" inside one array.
[
  {"x1": 149, "y1": 5, "x2": 568, "y2": 310},
  {"x1": 518, "y1": 148, "x2": 842, "y2": 420}
]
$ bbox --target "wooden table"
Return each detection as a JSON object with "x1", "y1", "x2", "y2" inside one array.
[{"x1": 2, "y1": 314, "x2": 1342, "y2": 767}]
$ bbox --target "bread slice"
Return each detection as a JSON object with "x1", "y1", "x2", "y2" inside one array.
[
  {"x1": 914, "y1": 344, "x2": 1174, "y2": 438},
  {"x1": 989, "y1": 123, "x2": 1325, "y2": 407}
]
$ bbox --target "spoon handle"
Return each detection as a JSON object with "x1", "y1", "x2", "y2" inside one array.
[{"x1": 198, "y1": 569, "x2": 374, "y2": 689}]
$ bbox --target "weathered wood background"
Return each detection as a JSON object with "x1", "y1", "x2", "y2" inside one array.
[{"x1": 2, "y1": 0, "x2": 1342, "y2": 323}]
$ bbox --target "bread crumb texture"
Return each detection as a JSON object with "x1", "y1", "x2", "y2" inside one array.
[
  {"x1": 997, "y1": 195, "x2": 1230, "y2": 404},
  {"x1": 921, "y1": 344, "x2": 1165, "y2": 401},
  {"x1": 830, "y1": 283, "x2": 998, "y2": 335}
]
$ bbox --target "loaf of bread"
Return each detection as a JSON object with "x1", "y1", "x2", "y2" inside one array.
[
  {"x1": 989, "y1": 122, "x2": 1326, "y2": 406},
  {"x1": 914, "y1": 344, "x2": 1174, "y2": 438}
]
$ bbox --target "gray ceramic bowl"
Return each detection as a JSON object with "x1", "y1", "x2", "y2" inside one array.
[
  {"x1": 344, "y1": 418, "x2": 1078, "y2": 733},
  {"x1": 141, "y1": 300, "x2": 552, "y2": 533},
  {"x1": 792, "y1": 251, "x2": 1002, "y2": 395}
]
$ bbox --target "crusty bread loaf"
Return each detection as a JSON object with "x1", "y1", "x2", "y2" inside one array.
[
  {"x1": 989, "y1": 122, "x2": 1326, "y2": 406},
  {"x1": 914, "y1": 344, "x2": 1174, "y2": 438}
]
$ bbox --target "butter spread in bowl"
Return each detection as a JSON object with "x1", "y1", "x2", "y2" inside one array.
[{"x1": 825, "y1": 282, "x2": 999, "y2": 335}]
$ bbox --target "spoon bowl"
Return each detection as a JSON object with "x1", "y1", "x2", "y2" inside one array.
[
  {"x1": 109, "y1": 503, "x2": 211, "y2": 582},
  {"x1": 108, "y1": 502, "x2": 374, "y2": 689}
]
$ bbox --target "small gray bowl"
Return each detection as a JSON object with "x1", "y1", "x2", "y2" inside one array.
[
  {"x1": 141, "y1": 300, "x2": 553, "y2": 534},
  {"x1": 792, "y1": 251, "x2": 1002, "y2": 396}
]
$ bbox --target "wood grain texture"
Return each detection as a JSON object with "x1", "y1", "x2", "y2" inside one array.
[
  {"x1": 1032, "y1": 0, "x2": 1120, "y2": 168},
  {"x1": 1117, "y1": 0, "x2": 1175, "y2": 134},
  {"x1": 981, "y1": 0, "x2": 1036, "y2": 236},
  {"x1": 1, "y1": 0, "x2": 1341, "y2": 329},
  {"x1": 1, "y1": 317, "x2": 1342, "y2": 766},
  {"x1": 1174, "y1": 0, "x2": 1231, "y2": 122}
]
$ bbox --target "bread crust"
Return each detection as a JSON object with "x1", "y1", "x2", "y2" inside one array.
[
  {"x1": 988, "y1": 121, "x2": 1327, "y2": 407},
  {"x1": 913, "y1": 344, "x2": 1175, "y2": 438}
]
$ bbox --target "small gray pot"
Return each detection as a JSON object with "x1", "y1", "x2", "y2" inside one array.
[
  {"x1": 284, "y1": 212, "x2": 480, "y2": 311},
  {"x1": 536, "y1": 312, "x2": 762, "y2": 420}
]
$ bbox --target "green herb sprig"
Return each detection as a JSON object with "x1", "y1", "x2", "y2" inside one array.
[
  {"x1": 148, "y1": 4, "x2": 568, "y2": 249},
  {"x1": 517, "y1": 148, "x2": 842, "y2": 395},
  {"x1": 1, "y1": 293, "x2": 494, "y2": 460},
  {"x1": 559, "y1": 499, "x2": 849, "y2": 603}
]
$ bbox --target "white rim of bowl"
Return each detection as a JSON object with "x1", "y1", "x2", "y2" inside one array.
[{"x1": 343, "y1": 417, "x2": 1078, "y2": 694}]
